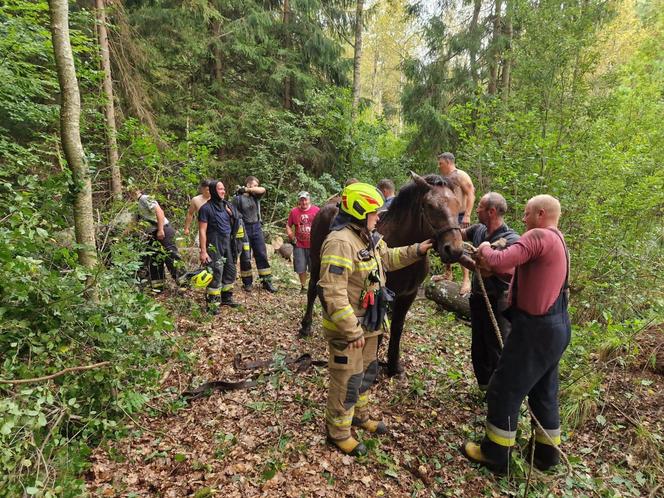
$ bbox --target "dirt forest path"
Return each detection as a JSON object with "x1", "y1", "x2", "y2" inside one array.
[{"x1": 86, "y1": 258, "x2": 663, "y2": 497}]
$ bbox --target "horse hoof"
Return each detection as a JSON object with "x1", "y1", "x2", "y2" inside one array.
[
  {"x1": 298, "y1": 327, "x2": 312, "y2": 338},
  {"x1": 386, "y1": 362, "x2": 405, "y2": 377}
]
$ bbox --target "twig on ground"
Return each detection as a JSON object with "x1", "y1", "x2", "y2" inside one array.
[{"x1": 0, "y1": 361, "x2": 111, "y2": 385}]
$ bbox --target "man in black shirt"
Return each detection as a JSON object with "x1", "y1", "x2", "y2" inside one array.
[
  {"x1": 232, "y1": 176, "x2": 277, "y2": 293},
  {"x1": 462, "y1": 192, "x2": 520, "y2": 390},
  {"x1": 199, "y1": 181, "x2": 242, "y2": 313}
]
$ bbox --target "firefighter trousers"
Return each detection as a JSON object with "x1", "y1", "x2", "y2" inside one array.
[
  {"x1": 469, "y1": 292, "x2": 511, "y2": 389},
  {"x1": 481, "y1": 296, "x2": 571, "y2": 467},
  {"x1": 206, "y1": 232, "x2": 236, "y2": 305},
  {"x1": 240, "y1": 222, "x2": 271, "y2": 284},
  {"x1": 326, "y1": 335, "x2": 380, "y2": 441},
  {"x1": 145, "y1": 224, "x2": 181, "y2": 290}
]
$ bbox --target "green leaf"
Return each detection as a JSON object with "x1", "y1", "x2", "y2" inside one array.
[{"x1": 385, "y1": 468, "x2": 399, "y2": 478}]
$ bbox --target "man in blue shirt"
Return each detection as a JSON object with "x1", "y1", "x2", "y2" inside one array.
[{"x1": 199, "y1": 181, "x2": 242, "y2": 313}]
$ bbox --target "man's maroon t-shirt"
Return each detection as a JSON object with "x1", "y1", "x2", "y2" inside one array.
[
  {"x1": 287, "y1": 205, "x2": 320, "y2": 248},
  {"x1": 478, "y1": 227, "x2": 568, "y2": 316}
]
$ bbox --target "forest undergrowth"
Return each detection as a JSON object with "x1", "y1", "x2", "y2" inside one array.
[{"x1": 82, "y1": 257, "x2": 663, "y2": 498}]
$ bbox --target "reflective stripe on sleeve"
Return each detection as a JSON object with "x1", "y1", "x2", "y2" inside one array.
[
  {"x1": 388, "y1": 248, "x2": 401, "y2": 266},
  {"x1": 321, "y1": 255, "x2": 353, "y2": 271},
  {"x1": 355, "y1": 260, "x2": 377, "y2": 272},
  {"x1": 331, "y1": 305, "x2": 354, "y2": 323}
]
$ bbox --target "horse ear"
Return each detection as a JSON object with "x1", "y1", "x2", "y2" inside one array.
[{"x1": 410, "y1": 171, "x2": 432, "y2": 190}]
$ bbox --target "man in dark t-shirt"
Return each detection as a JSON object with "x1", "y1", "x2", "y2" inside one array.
[
  {"x1": 199, "y1": 181, "x2": 241, "y2": 312},
  {"x1": 461, "y1": 192, "x2": 519, "y2": 390},
  {"x1": 232, "y1": 176, "x2": 277, "y2": 293}
]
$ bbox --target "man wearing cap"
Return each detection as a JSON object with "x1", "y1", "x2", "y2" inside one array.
[{"x1": 286, "y1": 191, "x2": 320, "y2": 293}]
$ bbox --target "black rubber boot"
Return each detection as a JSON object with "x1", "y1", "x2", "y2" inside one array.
[
  {"x1": 532, "y1": 441, "x2": 560, "y2": 471},
  {"x1": 460, "y1": 441, "x2": 509, "y2": 475},
  {"x1": 221, "y1": 291, "x2": 240, "y2": 308},
  {"x1": 261, "y1": 278, "x2": 277, "y2": 293}
]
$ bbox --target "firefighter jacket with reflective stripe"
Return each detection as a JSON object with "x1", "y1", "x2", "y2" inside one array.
[{"x1": 318, "y1": 225, "x2": 422, "y2": 342}]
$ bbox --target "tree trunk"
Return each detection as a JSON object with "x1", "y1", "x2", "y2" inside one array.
[
  {"x1": 212, "y1": 19, "x2": 223, "y2": 88},
  {"x1": 425, "y1": 281, "x2": 471, "y2": 318},
  {"x1": 49, "y1": 0, "x2": 98, "y2": 274},
  {"x1": 469, "y1": 0, "x2": 482, "y2": 85},
  {"x1": 282, "y1": 0, "x2": 292, "y2": 110},
  {"x1": 351, "y1": 0, "x2": 364, "y2": 118},
  {"x1": 487, "y1": 0, "x2": 502, "y2": 95},
  {"x1": 500, "y1": 0, "x2": 513, "y2": 101},
  {"x1": 95, "y1": 0, "x2": 121, "y2": 200}
]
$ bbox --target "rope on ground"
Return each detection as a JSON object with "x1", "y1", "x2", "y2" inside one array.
[
  {"x1": 463, "y1": 241, "x2": 573, "y2": 480},
  {"x1": 0, "y1": 361, "x2": 111, "y2": 385}
]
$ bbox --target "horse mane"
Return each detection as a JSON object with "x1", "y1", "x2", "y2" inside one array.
[{"x1": 381, "y1": 174, "x2": 456, "y2": 224}]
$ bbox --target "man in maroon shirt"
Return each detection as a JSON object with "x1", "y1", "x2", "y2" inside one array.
[
  {"x1": 461, "y1": 195, "x2": 571, "y2": 474},
  {"x1": 286, "y1": 192, "x2": 320, "y2": 293}
]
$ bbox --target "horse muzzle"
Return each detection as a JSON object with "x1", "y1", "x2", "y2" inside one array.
[{"x1": 435, "y1": 239, "x2": 464, "y2": 263}]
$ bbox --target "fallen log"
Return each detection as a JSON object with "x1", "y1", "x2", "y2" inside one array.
[{"x1": 424, "y1": 280, "x2": 471, "y2": 319}]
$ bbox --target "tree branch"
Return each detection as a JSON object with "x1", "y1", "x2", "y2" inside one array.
[{"x1": 0, "y1": 361, "x2": 111, "y2": 385}]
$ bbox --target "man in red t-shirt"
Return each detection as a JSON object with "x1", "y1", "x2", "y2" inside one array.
[{"x1": 287, "y1": 191, "x2": 320, "y2": 293}]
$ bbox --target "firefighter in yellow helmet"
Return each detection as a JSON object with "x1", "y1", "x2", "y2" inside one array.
[{"x1": 319, "y1": 182, "x2": 433, "y2": 456}]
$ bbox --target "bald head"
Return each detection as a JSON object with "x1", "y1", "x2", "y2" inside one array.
[
  {"x1": 482, "y1": 192, "x2": 507, "y2": 216},
  {"x1": 524, "y1": 194, "x2": 561, "y2": 230}
]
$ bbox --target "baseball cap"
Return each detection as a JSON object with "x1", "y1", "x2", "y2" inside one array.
[{"x1": 297, "y1": 191, "x2": 310, "y2": 199}]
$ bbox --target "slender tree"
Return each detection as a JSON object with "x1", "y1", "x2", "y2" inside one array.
[
  {"x1": 95, "y1": 0, "x2": 121, "y2": 199},
  {"x1": 351, "y1": 0, "x2": 364, "y2": 118},
  {"x1": 500, "y1": 0, "x2": 513, "y2": 101},
  {"x1": 283, "y1": 0, "x2": 292, "y2": 109},
  {"x1": 48, "y1": 0, "x2": 98, "y2": 272},
  {"x1": 487, "y1": 0, "x2": 502, "y2": 95}
]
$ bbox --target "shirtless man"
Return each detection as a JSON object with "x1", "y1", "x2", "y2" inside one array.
[
  {"x1": 438, "y1": 152, "x2": 475, "y2": 295},
  {"x1": 184, "y1": 179, "x2": 213, "y2": 242}
]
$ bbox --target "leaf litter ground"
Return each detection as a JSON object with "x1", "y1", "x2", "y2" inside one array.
[{"x1": 86, "y1": 258, "x2": 663, "y2": 497}]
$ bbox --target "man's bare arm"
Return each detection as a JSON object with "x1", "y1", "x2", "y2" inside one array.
[
  {"x1": 155, "y1": 204, "x2": 166, "y2": 240},
  {"x1": 184, "y1": 200, "x2": 197, "y2": 235},
  {"x1": 459, "y1": 171, "x2": 475, "y2": 222},
  {"x1": 247, "y1": 186, "x2": 266, "y2": 195},
  {"x1": 199, "y1": 222, "x2": 209, "y2": 264}
]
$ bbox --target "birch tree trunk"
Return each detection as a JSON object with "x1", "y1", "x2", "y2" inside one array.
[
  {"x1": 95, "y1": 0, "x2": 121, "y2": 200},
  {"x1": 351, "y1": 0, "x2": 364, "y2": 118},
  {"x1": 49, "y1": 0, "x2": 98, "y2": 273}
]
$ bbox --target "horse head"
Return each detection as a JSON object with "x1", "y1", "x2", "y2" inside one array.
[{"x1": 410, "y1": 171, "x2": 464, "y2": 263}]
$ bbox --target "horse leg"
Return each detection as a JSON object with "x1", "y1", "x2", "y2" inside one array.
[
  {"x1": 386, "y1": 291, "x2": 417, "y2": 376},
  {"x1": 298, "y1": 262, "x2": 320, "y2": 337}
]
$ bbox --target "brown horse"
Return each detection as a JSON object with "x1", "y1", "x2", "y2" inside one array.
[{"x1": 299, "y1": 172, "x2": 465, "y2": 376}]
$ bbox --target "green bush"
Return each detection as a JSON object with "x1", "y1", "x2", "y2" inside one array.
[{"x1": 0, "y1": 178, "x2": 175, "y2": 496}]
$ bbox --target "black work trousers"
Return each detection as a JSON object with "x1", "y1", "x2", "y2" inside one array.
[
  {"x1": 206, "y1": 231, "x2": 236, "y2": 296},
  {"x1": 145, "y1": 225, "x2": 181, "y2": 289},
  {"x1": 241, "y1": 221, "x2": 271, "y2": 284},
  {"x1": 481, "y1": 293, "x2": 571, "y2": 465},
  {"x1": 469, "y1": 292, "x2": 511, "y2": 388}
]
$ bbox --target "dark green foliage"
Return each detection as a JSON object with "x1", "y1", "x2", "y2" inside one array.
[{"x1": 0, "y1": 177, "x2": 175, "y2": 496}]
